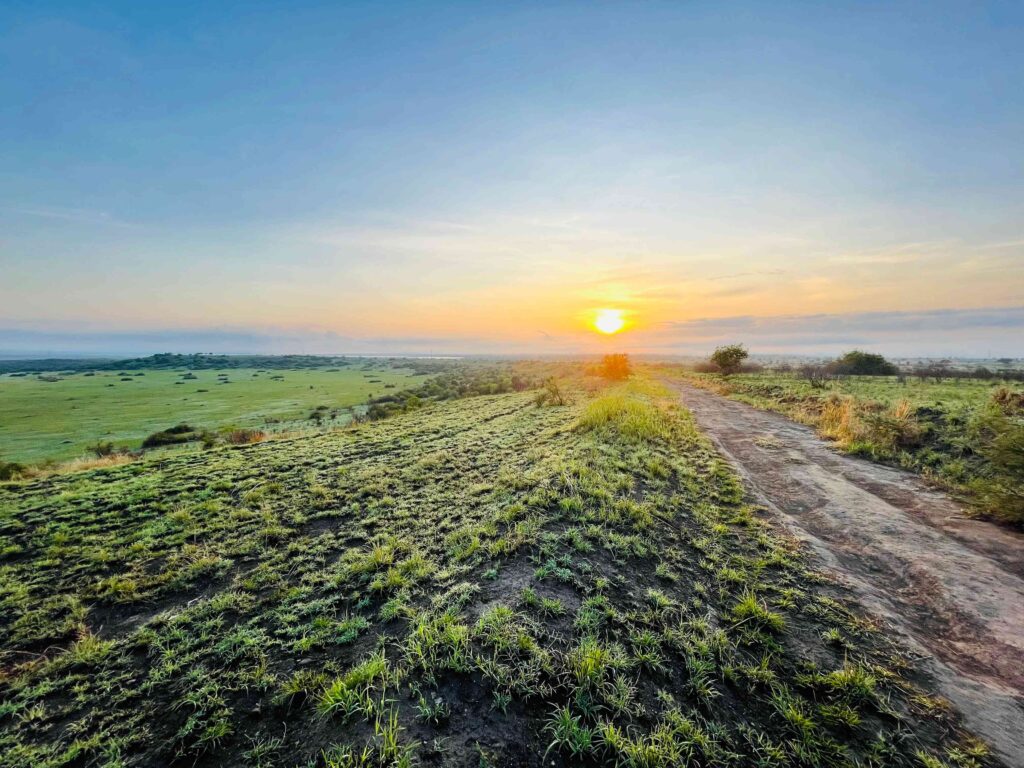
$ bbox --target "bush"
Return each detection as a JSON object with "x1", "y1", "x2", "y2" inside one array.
[
  {"x1": 89, "y1": 441, "x2": 118, "y2": 458},
  {"x1": 709, "y1": 345, "x2": 748, "y2": 376},
  {"x1": 142, "y1": 426, "x2": 195, "y2": 448},
  {"x1": 0, "y1": 459, "x2": 25, "y2": 481},
  {"x1": 827, "y1": 351, "x2": 898, "y2": 376},
  {"x1": 991, "y1": 387, "x2": 1024, "y2": 415},
  {"x1": 534, "y1": 377, "x2": 567, "y2": 407},
  {"x1": 819, "y1": 396, "x2": 922, "y2": 453},
  {"x1": 969, "y1": 394, "x2": 1024, "y2": 523},
  {"x1": 860, "y1": 400, "x2": 922, "y2": 450},
  {"x1": 598, "y1": 354, "x2": 632, "y2": 381},
  {"x1": 225, "y1": 429, "x2": 266, "y2": 445}
]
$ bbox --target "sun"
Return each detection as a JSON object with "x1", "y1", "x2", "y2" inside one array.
[{"x1": 594, "y1": 308, "x2": 625, "y2": 335}]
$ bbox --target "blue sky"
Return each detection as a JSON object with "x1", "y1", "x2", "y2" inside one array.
[{"x1": 1, "y1": 1, "x2": 1022, "y2": 356}]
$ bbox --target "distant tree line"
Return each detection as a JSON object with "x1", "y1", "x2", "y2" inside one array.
[
  {"x1": 782, "y1": 352, "x2": 1024, "y2": 388},
  {"x1": 693, "y1": 346, "x2": 1024, "y2": 386},
  {"x1": 0, "y1": 353, "x2": 461, "y2": 375}
]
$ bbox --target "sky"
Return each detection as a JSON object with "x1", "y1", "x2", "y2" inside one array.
[{"x1": 1, "y1": 1, "x2": 1022, "y2": 357}]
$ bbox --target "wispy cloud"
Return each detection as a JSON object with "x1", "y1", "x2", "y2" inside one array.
[
  {"x1": 5, "y1": 206, "x2": 139, "y2": 229},
  {"x1": 977, "y1": 238, "x2": 1024, "y2": 251},
  {"x1": 654, "y1": 306, "x2": 1024, "y2": 355},
  {"x1": 707, "y1": 269, "x2": 787, "y2": 281}
]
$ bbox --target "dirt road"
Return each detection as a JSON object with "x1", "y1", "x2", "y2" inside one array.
[{"x1": 670, "y1": 381, "x2": 1024, "y2": 766}]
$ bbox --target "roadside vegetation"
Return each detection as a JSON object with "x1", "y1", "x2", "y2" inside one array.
[
  {"x1": 0, "y1": 365, "x2": 993, "y2": 766},
  {"x1": 678, "y1": 352, "x2": 1024, "y2": 525}
]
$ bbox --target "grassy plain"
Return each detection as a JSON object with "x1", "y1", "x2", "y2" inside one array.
[
  {"x1": 0, "y1": 366, "x2": 422, "y2": 463},
  {"x1": 675, "y1": 370, "x2": 1024, "y2": 524},
  {"x1": 0, "y1": 374, "x2": 989, "y2": 767}
]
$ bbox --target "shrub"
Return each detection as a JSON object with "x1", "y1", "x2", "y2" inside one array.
[
  {"x1": 991, "y1": 387, "x2": 1024, "y2": 415},
  {"x1": 142, "y1": 426, "x2": 195, "y2": 448},
  {"x1": 226, "y1": 429, "x2": 266, "y2": 445},
  {"x1": 89, "y1": 441, "x2": 118, "y2": 458},
  {"x1": 709, "y1": 345, "x2": 748, "y2": 376},
  {"x1": 599, "y1": 354, "x2": 632, "y2": 381},
  {"x1": 860, "y1": 399, "x2": 922, "y2": 450},
  {"x1": 818, "y1": 396, "x2": 922, "y2": 455},
  {"x1": 969, "y1": 399, "x2": 1024, "y2": 523},
  {"x1": 0, "y1": 459, "x2": 25, "y2": 481},
  {"x1": 535, "y1": 377, "x2": 567, "y2": 406},
  {"x1": 827, "y1": 350, "x2": 898, "y2": 376}
]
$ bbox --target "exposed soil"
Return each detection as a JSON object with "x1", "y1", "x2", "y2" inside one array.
[{"x1": 669, "y1": 380, "x2": 1024, "y2": 766}]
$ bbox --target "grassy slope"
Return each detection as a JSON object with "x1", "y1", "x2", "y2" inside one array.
[
  {"x1": 0, "y1": 366, "x2": 421, "y2": 463},
  {"x1": 0, "y1": 380, "x2": 991, "y2": 767},
  {"x1": 675, "y1": 370, "x2": 1024, "y2": 524}
]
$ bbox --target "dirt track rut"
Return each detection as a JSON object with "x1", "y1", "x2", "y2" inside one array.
[{"x1": 670, "y1": 381, "x2": 1024, "y2": 765}]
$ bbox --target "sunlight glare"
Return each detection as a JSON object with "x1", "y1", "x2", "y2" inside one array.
[{"x1": 594, "y1": 308, "x2": 626, "y2": 334}]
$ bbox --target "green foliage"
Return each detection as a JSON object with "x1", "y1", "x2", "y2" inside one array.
[
  {"x1": 142, "y1": 423, "x2": 198, "y2": 448},
  {"x1": 828, "y1": 350, "x2": 899, "y2": 376},
  {"x1": 731, "y1": 590, "x2": 785, "y2": 633},
  {"x1": 968, "y1": 397, "x2": 1024, "y2": 523},
  {"x1": 0, "y1": 457, "x2": 24, "y2": 480},
  {"x1": 577, "y1": 382, "x2": 671, "y2": 441},
  {"x1": 710, "y1": 344, "x2": 748, "y2": 376}
]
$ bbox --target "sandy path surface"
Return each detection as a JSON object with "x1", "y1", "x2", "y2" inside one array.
[{"x1": 670, "y1": 381, "x2": 1024, "y2": 766}]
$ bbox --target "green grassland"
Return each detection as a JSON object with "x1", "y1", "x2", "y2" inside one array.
[
  {"x1": 686, "y1": 371, "x2": 1005, "y2": 409},
  {"x1": 674, "y1": 370, "x2": 1024, "y2": 524},
  {"x1": 0, "y1": 375, "x2": 990, "y2": 767},
  {"x1": 0, "y1": 366, "x2": 423, "y2": 463}
]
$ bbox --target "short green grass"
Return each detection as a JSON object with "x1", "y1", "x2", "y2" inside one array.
[
  {"x1": 0, "y1": 372, "x2": 991, "y2": 766},
  {"x1": 0, "y1": 365, "x2": 422, "y2": 462}
]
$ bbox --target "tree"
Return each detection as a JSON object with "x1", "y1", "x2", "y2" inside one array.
[
  {"x1": 709, "y1": 345, "x2": 748, "y2": 376},
  {"x1": 827, "y1": 350, "x2": 898, "y2": 376},
  {"x1": 599, "y1": 354, "x2": 632, "y2": 381}
]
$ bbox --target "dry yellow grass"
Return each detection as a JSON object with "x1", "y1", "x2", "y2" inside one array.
[
  {"x1": 818, "y1": 395, "x2": 920, "y2": 451},
  {"x1": 19, "y1": 453, "x2": 137, "y2": 479}
]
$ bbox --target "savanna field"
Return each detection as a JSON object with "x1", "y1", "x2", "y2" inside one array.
[
  {"x1": 6, "y1": 3, "x2": 1024, "y2": 766},
  {"x1": 0, "y1": 366, "x2": 999, "y2": 768},
  {"x1": 0, "y1": 360, "x2": 428, "y2": 463}
]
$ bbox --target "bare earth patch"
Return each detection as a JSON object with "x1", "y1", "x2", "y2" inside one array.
[{"x1": 669, "y1": 380, "x2": 1024, "y2": 765}]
